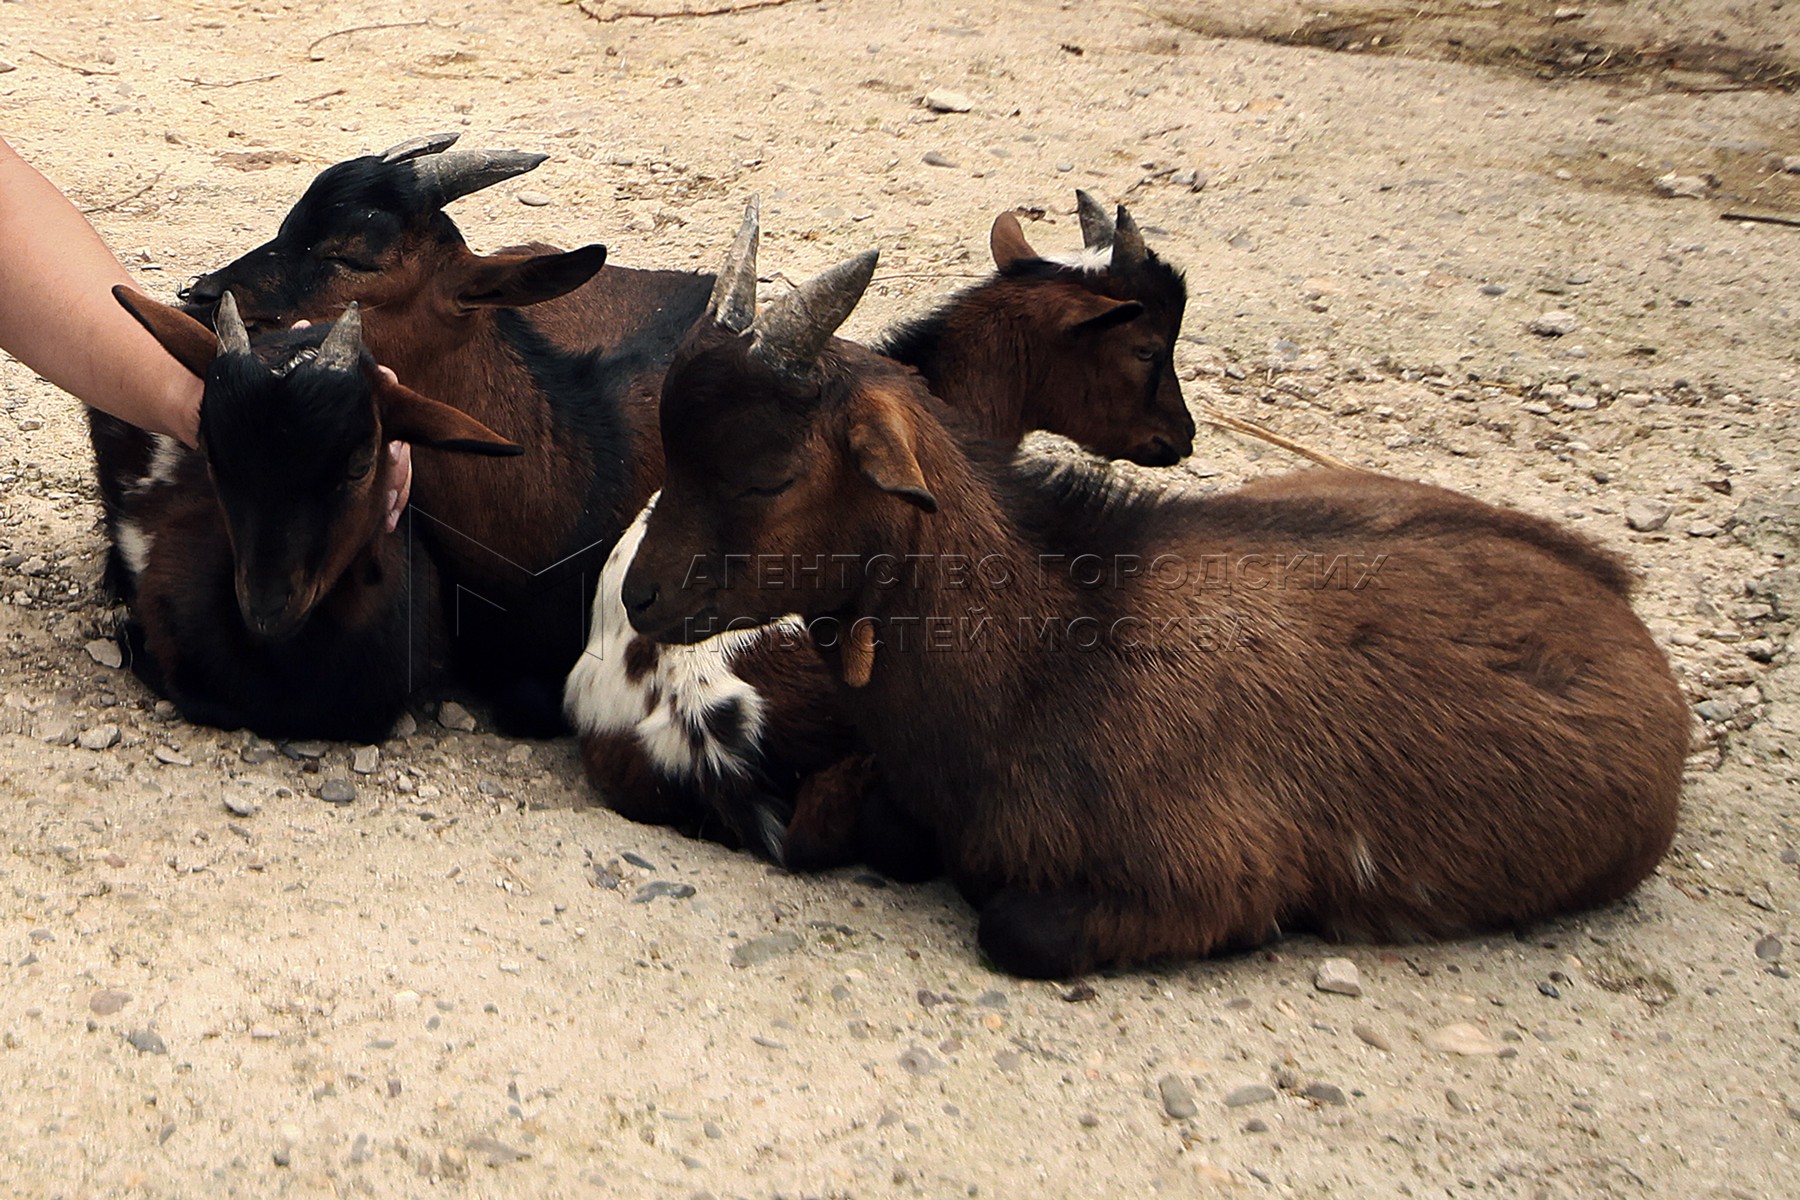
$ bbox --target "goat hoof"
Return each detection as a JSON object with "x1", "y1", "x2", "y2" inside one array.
[{"x1": 976, "y1": 889, "x2": 1100, "y2": 980}]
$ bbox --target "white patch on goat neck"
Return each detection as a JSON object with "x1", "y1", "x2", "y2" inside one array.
[
  {"x1": 563, "y1": 494, "x2": 802, "y2": 783},
  {"x1": 115, "y1": 519, "x2": 154, "y2": 580},
  {"x1": 147, "y1": 434, "x2": 184, "y2": 483},
  {"x1": 1350, "y1": 836, "x2": 1378, "y2": 892},
  {"x1": 1045, "y1": 244, "x2": 1114, "y2": 274}
]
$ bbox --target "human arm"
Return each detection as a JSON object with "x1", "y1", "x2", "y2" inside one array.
[{"x1": 0, "y1": 135, "x2": 202, "y2": 445}]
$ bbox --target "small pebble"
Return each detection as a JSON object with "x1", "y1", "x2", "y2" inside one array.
[
  {"x1": 153, "y1": 746, "x2": 192, "y2": 767},
  {"x1": 1654, "y1": 172, "x2": 1710, "y2": 198},
  {"x1": 223, "y1": 793, "x2": 259, "y2": 818},
  {"x1": 922, "y1": 151, "x2": 957, "y2": 168},
  {"x1": 466, "y1": 1136, "x2": 529, "y2": 1166},
  {"x1": 1301, "y1": 1082, "x2": 1347, "y2": 1106},
  {"x1": 1528, "y1": 311, "x2": 1579, "y2": 337},
  {"x1": 1479, "y1": 283, "x2": 1506, "y2": 296},
  {"x1": 516, "y1": 190, "x2": 552, "y2": 206},
  {"x1": 1223, "y1": 1084, "x2": 1276, "y2": 1108},
  {"x1": 352, "y1": 745, "x2": 380, "y2": 774},
  {"x1": 622, "y1": 851, "x2": 655, "y2": 870},
  {"x1": 898, "y1": 1046, "x2": 941, "y2": 1075},
  {"x1": 1243, "y1": 1117, "x2": 1269, "y2": 1133},
  {"x1": 731, "y1": 931, "x2": 803, "y2": 968},
  {"x1": 1623, "y1": 498, "x2": 1673, "y2": 532},
  {"x1": 78, "y1": 724, "x2": 121, "y2": 751},
  {"x1": 85, "y1": 639, "x2": 123, "y2": 669},
  {"x1": 1078, "y1": 1111, "x2": 1100, "y2": 1128},
  {"x1": 1695, "y1": 699, "x2": 1736, "y2": 723},
  {"x1": 1158, "y1": 1073, "x2": 1198, "y2": 1120},
  {"x1": 1755, "y1": 935, "x2": 1782, "y2": 962},
  {"x1": 1353, "y1": 1023, "x2": 1392, "y2": 1051},
  {"x1": 319, "y1": 778, "x2": 357, "y2": 804},
  {"x1": 1781, "y1": 155, "x2": 1800, "y2": 174},
  {"x1": 923, "y1": 89, "x2": 973, "y2": 113},
  {"x1": 89, "y1": 989, "x2": 132, "y2": 1016},
  {"x1": 437, "y1": 701, "x2": 477, "y2": 732},
  {"x1": 633, "y1": 881, "x2": 697, "y2": 903},
  {"x1": 127, "y1": 1028, "x2": 168, "y2": 1055},
  {"x1": 1314, "y1": 957, "x2": 1362, "y2": 997},
  {"x1": 1423, "y1": 1021, "x2": 1502, "y2": 1056},
  {"x1": 1446, "y1": 1089, "x2": 1474, "y2": 1114}
]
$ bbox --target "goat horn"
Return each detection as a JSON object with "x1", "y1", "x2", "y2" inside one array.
[
  {"x1": 401, "y1": 149, "x2": 549, "y2": 209},
  {"x1": 706, "y1": 196, "x2": 761, "y2": 334},
  {"x1": 315, "y1": 303, "x2": 363, "y2": 372},
  {"x1": 214, "y1": 291, "x2": 252, "y2": 357},
  {"x1": 380, "y1": 132, "x2": 461, "y2": 163},
  {"x1": 1075, "y1": 189, "x2": 1115, "y2": 250},
  {"x1": 1111, "y1": 203, "x2": 1148, "y2": 270},
  {"x1": 748, "y1": 249, "x2": 878, "y2": 378}
]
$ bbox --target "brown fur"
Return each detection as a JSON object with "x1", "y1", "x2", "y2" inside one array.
[{"x1": 624, "y1": 324, "x2": 1690, "y2": 978}]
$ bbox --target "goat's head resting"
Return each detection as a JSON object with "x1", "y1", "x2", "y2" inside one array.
[
  {"x1": 180, "y1": 132, "x2": 606, "y2": 337},
  {"x1": 984, "y1": 192, "x2": 1193, "y2": 467},
  {"x1": 623, "y1": 200, "x2": 934, "y2": 649},
  {"x1": 116, "y1": 285, "x2": 522, "y2": 640}
]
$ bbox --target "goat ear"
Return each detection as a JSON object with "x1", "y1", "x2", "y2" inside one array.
[
  {"x1": 375, "y1": 374, "x2": 522, "y2": 456},
  {"x1": 989, "y1": 212, "x2": 1037, "y2": 269},
  {"x1": 848, "y1": 386, "x2": 937, "y2": 513},
  {"x1": 1063, "y1": 293, "x2": 1145, "y2": 336},
  {"x1": 114, "y1": 286, "x2": 218, "y2": 379},
  {"x1": 455, "y1": 244, "x2": 607, "y2": 309}
]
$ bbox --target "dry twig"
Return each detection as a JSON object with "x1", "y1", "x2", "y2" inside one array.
[
  {"x1": 30, "y1": 49, "x2": 119, "y2": 76},
  {"x1": 80, "y1": 169, "x2": 166, "y2": 216},
  {"x1": 306, "y1": 20, "x2": 430, "y2": 61},
  {"x1": 1721, "y1": 212, "x2": 1800, "y2": 229},
  {"x1": 178, "y1": 72, "x2": 283, "y2": 89},
  {"x1": 1200, "y1": 406, "x2": 1365, "y2": 472},
  {"x1": 576, "y1": 0, "x2": 807, "y2": 22}
]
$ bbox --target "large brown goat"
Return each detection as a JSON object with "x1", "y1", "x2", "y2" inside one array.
[
  {"x1": 619, "y1": 240, "x2": 1690, "y2": 978},
  {"x1": 178, "y1": 133, "x2": 707, "y2": 734},
  {"x1": 565, "y1": 193, "x2": 1192, "y2": 866}
]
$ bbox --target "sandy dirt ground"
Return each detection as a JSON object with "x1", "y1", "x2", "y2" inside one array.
[{"x1": 2, "y1": 1, "x2": 1799, "y2": 1196}]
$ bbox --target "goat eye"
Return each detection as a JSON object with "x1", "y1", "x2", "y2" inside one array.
[
  {"x1": 1135, "y1": 346, "x2": 1158, "y2": 363},
  {"x1": 346, "y1": 454, "x2": 375, "y2": 482},
  {"x1": 325, "y1": 255, "x2": 375, "y2": 273},
  {"x1": 739, "y1": 478, "x2": 794, "y2": 500}
]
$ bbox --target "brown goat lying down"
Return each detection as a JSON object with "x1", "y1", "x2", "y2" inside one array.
[{"x1": 620, "y1": 244, "x2": 1690, "y2": 978}]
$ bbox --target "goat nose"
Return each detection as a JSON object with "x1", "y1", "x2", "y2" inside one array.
[{"x1": 622, "y1": 580, "x2": 661, "y2": 617}]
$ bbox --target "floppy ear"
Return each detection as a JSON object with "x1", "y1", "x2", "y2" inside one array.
[
  {"x1": 1062, "y1": 292, "x2": 1145, "y2": 336},
  {"x1": 848, "y1": 385, "x2": 937, "y2": 513},
  {"x1": 454, "y1": 244, "x2": 607, "y2": 309},
  {"x1": 114, "y1": 286, "x2": 219, "y2": 378},
  {"x1": 375, "y1": 374, "x2": 522, "y2": 456},
  {"x1": 989, "y1": 212, "x2": 1037, "y2": 269}
]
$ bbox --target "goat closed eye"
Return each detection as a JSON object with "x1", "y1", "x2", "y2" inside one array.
[
  {"x1": 325, "y1": 255, "x2": 377, "y2": 273},
  {"x1": 739, "y1": 479, "x2": 795, "y2": 500},
  {"x1": 346, "y1": 451, "x2": 376, "y2": 482}
]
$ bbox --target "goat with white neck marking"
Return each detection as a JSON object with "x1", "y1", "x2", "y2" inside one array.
[{"x1": 565, "y1": 193, "x2": 1196, "y2": 862}]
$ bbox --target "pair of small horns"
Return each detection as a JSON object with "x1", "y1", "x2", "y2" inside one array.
[
  {"x1": 1074, "y1": 189, "x2": 1147, "y2": 270},
  {"x1": 377, "y1": 131, "x2": 547, "y2": 210},
  {"x1": 214, "y1": 292, "x2": 363, "y2": 372},
  {"x1": 704, "y1": 197, "x2": 879, "y2": 378}
]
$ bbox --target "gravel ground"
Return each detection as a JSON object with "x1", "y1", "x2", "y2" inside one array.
[{"x1": 1, "y1": 1, "x2": 1797, "y2": 1196}]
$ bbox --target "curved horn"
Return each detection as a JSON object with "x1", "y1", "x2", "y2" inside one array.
[
  {"x1": 707, "y1": 196, "x2": 761, "y2": 333},
  {"x1": 314, "y1": 303, "x2": 363, "y2": 372},
  {"x1": 1111, "y1": 203, "x2": 1147, "y2": 271},
  {"x1": 215, "y1": 291, "x2": 252, "y2": 357},
  {"x1": 748, "y1": 250, "x2": 878, "y2": 378},
  {"x1": 380, "y1": 132, "x2": 461, "y2": 163},
  {"x1": 1075, "y1": 189, "x2": 1115, "y2": 250},
  {"x1": 399, "y1": 149, "x2": 549, "y2": 209}
]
